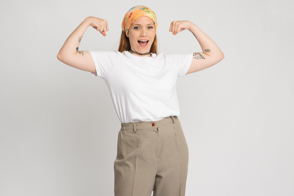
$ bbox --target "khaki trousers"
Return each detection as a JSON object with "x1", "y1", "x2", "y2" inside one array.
[{"x1": 114, "y1": 116, "x2": 189, "y2": 196}]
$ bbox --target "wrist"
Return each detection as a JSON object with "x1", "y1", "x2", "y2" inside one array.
[
  {"x1": 188, "y1": 22, "x2": 196, "y2": 31},
  {"x1": 83, "y1": 17, "x2": 92, "y2": 26}
]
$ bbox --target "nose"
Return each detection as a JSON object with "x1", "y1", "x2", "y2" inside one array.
[{"x1": 140, "y1": 27, "x2": 147, "y2": 36}]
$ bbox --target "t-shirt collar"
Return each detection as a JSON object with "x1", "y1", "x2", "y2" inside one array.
[{"x1": 124, "y1": 50, "x2": 157, "y2": 60}]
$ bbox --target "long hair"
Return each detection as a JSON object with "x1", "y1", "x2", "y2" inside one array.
[{"x1": 118, "y1": 30, "x2": 158, "y2": 55}]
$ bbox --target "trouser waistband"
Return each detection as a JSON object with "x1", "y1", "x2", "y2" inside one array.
[{"x1": 121, "y1": 116, "x2": 178, "y2": 132}]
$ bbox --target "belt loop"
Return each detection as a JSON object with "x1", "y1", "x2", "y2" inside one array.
[
  {"x1": 170, "y1": 116, "x2": 175, "y2": 124},
  {"x1": 133, "y1": 123, "x2": 137, "y2": 132}
]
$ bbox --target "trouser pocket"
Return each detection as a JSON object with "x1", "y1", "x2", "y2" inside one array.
[
  {"x1": 116, "y1": 128, "x2": 140, "y2": 160},
  {"x1": 174, "y1": 121, "x2": 189, "y2": 159}
]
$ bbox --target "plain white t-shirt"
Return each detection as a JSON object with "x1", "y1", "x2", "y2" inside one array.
[{"x1": 89, "y1": 50, "x2": 193, "y2": 123}]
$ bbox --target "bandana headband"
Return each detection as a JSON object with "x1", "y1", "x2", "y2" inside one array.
[{"x1": 121, "y1": 5, "x2": 158, "y2": 35}]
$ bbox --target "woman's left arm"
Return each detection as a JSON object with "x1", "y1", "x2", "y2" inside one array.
[{"x1": 170, "y1": 21, "x2": 225, "y2": 74}]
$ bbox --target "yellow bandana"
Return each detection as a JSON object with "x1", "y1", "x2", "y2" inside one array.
[{"x1": 121, "y1": 5, "x2": 158, "y2": 35}]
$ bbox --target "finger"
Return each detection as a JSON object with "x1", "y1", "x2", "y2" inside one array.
[
  {"x1": 103, "y1": 22, "x2": 106, "y2": 32},
  {"x1": 174, "y1": 23, "x2": 178, "y2": 34},
  {"x1": 101, "y1": 24, "x2": 106, "y2": 35},
  {"x1": 98, "y1": 26, "x2": 103, "y2": 32},
  {"x1": 106, "y1": 21, "x2": 109, "y2": 31},
  {"x1": 173, "y1": 22, "x2": 176, "y2": 34},
  {"x1": 173, "y1": 25, "x2": 175, "y2": 34}
]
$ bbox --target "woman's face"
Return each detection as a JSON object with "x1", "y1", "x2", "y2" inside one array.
[{"x1": 126, "y1": 16, "x2": 156, "y2": 55}]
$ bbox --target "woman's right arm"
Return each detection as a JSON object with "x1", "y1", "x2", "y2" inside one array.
[{"x1": 57, "y1": 17, "x2": 109, "y2": 73}]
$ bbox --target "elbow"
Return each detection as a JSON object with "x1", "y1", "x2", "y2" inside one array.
[
  {"x1": 215, "y1": 53, "x2": 225, "y2": 63},
  {"x1": 221, "y1": 53, "x2": 225, "y2": 60},
  {"x1": 218, "y1": 52, "x2": 225, "y2": 60},
  {"x1": 57, "y1": 52, "x2": 66, "y2": 62},
  {"x1": 57, "y1": 53, "x2": 62, "y2": 61},
  {"x1": 219, "y1": 54, "x2": 225, "y2": 63},
  {"x1": 214, "y1": 53, "x2": 225, "y2": 61}
]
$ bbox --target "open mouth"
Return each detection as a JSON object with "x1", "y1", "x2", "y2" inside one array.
[{"x1": 138, "y1": 40, "x2": 149, "y2": 47}]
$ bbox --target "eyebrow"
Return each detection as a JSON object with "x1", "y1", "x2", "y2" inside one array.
[{"x1": 133, "y1": 23, "x2": 153, "y2": 26}]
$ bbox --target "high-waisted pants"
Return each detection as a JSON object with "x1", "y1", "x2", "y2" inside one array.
[{"x1": 114, "y1": 116, "x2": 189, "y2": 196}]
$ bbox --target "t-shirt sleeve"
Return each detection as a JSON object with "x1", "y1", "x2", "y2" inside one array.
[
  {"x1": 166, "y1": 53, "x2": 193, "y2": 77},
  {"x1": 89, "y1": 50, "x2": 117, "y2": 79}
]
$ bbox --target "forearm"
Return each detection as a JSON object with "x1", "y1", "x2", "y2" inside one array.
[
  {"x1": 188, "y1": 22, "x2": 224, "y2": 58},
  {"x1": 57, "y1": 17, "x2": 91, "y2": 59}
]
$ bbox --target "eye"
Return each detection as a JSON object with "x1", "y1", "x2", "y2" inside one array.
[{"x1": 134, "y1": 26, "x2": 153, "y2": 29}]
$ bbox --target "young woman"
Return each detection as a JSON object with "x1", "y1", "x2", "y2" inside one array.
[{"x1": 57, "y1": 5, "x2": 224, "y2": 196}]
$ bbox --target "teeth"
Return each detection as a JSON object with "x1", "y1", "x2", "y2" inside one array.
[{"x1": 139, "y1": 40, "x2": 148, "y2": 42}]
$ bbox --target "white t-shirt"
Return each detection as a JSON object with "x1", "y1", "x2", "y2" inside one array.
[{"x1": 89, "y1": 50, "x2": 193, "y2": 123}]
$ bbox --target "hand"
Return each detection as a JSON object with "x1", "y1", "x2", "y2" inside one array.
[
  {"x1": 88, "y1": 16, "x2": 109, "y2": 36},
  {"x1": 169, "y1": 20, "x2": 191, "y2": 35}
]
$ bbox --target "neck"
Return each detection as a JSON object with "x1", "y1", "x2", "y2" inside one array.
[{"x1": 129, "y1": 49, "x2": 152, "y2": 57}]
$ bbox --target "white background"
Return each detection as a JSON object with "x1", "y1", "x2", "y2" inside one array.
[{"x1": 1, "y1": 0, "x2": 293, "y2": 195}]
